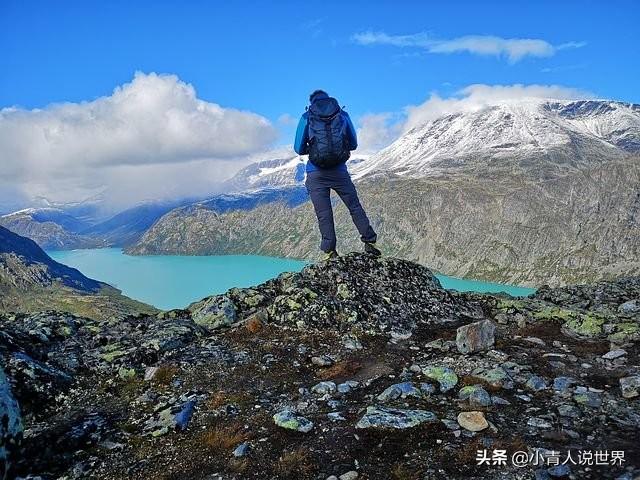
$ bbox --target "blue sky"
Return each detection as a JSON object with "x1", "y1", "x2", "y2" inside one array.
[
  {"x1": 2, "y1": 0, "x2": 639, "y2": 121},
  {"x1": 1, "y1": 0, "x2": 639, "y2": 208}
]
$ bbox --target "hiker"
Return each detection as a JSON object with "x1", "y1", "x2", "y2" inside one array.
[{"x1": 294, "y1": 89, "x2": 380, "y2": 260}]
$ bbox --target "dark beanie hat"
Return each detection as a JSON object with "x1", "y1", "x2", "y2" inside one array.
[{"x1": 309, "y1": 89, "x2": 328, "y2": 102}]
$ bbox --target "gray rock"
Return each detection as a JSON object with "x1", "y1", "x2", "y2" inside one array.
[
  {"x1": 526, "y1": 375, "x2": 548, "y2": 391},
  {"x1": 339, "y1": 472, "x2": 358, "y2": 480},
  {"x1": 456, "y1": 319, "x2": 496, "y2": 354},
  {"x1": 273, "y1": 410, "x2": 314, "y2": 433},
  {"x1": 553, "y1": 376, "x2": 577, "y2": 393},
  {"x1": 602, "y1": 349, "x2": 627, "y2": 360},
  {"x1": 557, "y1": 404, "x2": 580, "y2": 418},
  {"x1": 618, "y1": 299, "x2": 639, "y2": 314},
  {"x1": 337, "y1": 381, "x2": 359, "y2": 394},
  {"x1": 458, "y1": 385, "x2": 491, "y2": 407},
  {"x1": 547, "y1": 464, "x2": 571, "y2": 477},
  {"x1": 311, "y1": 381, "x2": 337, "y2": 395},
  {"x1": 619, "y1": 376, "x2": 640, "y2": 399},
  {"x1": 233, "y1": 441, "x2": 250, "y2": 457},
  {"x1": 311, "y1": 355, "x2": 334, "y2": 367},
  {"x1": 356, "y1": 406, "x2": 438, "y2": 429},
  {"x1": 190, "y1": 295, "x2": 237, "y2": 329},
  {"x1": 377, "y1": 382, "x2": 423, "y2": 402},
  {"x1": 573, "y1": 391, "x2": 602, "y2": 408},
  {"x1": 1, "y1": 367, "x2": 23, "y2": 478},
  {"x1": 527, "y1": 417, "x2": 552, "y2": 428}
]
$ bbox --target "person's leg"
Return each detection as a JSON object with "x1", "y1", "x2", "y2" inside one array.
[
  {"x1": 331, "y1": 170, "x2": 377, "y2": 244},
  {"x1": 305, "y1": 171, "x2": 337, "y2": 252}
]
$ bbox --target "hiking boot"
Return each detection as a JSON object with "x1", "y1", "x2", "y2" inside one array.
[
  {"x1": 323, "y1": 250, "x2": 339, "y2": 261},
  {"x1": 364, "y1": 242, "x2": 381, "y2": 257}
]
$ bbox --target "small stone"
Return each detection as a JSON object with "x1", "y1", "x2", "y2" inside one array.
[
  {"x1": 342, "y1": 335, "x2": 362, "y2": 350},
  {"x1": 311, "y1": 355, "x2": 334, "y2": 367},
  {"x1": 144, "y1": 366, "x2": 159, "y2": 381},
  {"x1": 328, "y1": 412, "x2": 346, "y2": 421},
  {"x1": 619, "y1": 376, "x2": 640, "y2": 399},
  {"x1": 457, "y1": 411, "x2": 488, "y2": 432},
  {"x1": 527, "y1": 417, "x2": 552, "y2": 428},
  {"x1": 618, "y1": 299, "x2": 639, "y2": 314},
  {"x1": 557, "y1": 404, "x2": 580, "y2": 418},
  {"x1": 573, "y1": 391, "x2": 602, "y2": 408},
  {"x1": 491, "y1": 396, "x2": 511, "y2": 405},
  {"x1": 547, "y1": 464, "x2": 571, "y2": 478},
  {"x1": 233, "y1": 441, "x2": 250, "y2": 457},
  {"x1": 525, "y1": 375, "x2": 548, "y2": 392},
  {"x1": 524, "y1": 336, "x2": 546, "y2": 346},
  {"x1": 553, "y1": 377, "x2": 576, "y2": 393},
  {"x1": 377, "y1": 382, "x2": 422, "y2": 402},
  {"x1": 337, "y1": 381, "x2": 359, "y2": 394},
  {"x1": 602, "y1": 349, "x2": 627, "y2": 360},
  {"x1": 339, "y1": 471, "x2": 358, "y2": 480},
  {"x1": 311, "y1": 381, "x2": 337, "y2": 395},
  {"x1": 273, "y1": 410, "x2": 314, "y2": 433},
  {"x1": 458, "y1": 385, "x2": 491, "y2": 407},
  {"x1": 456, "y1": 320, "x2": 496, "y2": 354}
]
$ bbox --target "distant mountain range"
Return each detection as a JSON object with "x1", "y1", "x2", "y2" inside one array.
[
  {"x1": 3, "y1": 99, "x2": 639, "y2": 287},
  {"x1": 129, "y1": 99, "x2": 640, "y2": 287},
  {"x1": 0, "y1": 226, "x2": 155, "y2": 319}
]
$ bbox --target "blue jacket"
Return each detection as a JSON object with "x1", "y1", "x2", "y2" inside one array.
[{"x1": 294, "y1": 96, "x2": 357, "y2": 173}]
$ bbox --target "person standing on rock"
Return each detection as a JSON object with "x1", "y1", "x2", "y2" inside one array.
[{"x1": 294, "y1": 89, "x2": 380, "y2": 260}]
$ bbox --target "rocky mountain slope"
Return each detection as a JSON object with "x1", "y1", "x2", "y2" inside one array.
[
  {"x1": 0, "y1": 226, "x2": 155, "y2": 320},
  {"x1": 130, "y1": 100, "x2": 640, "y2": 288},
  {"x1": 2, "y1": 254, "x2": 639, "y2": 479}
]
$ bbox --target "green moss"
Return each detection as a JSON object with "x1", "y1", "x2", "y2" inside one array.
[
  {"x1": 533, "y1": 306, "x2": 577, "y2": 321},
  {"x1": 608, "y1": 322, "x2": 640, "y2": 342},
  {"x1": 496, "y1": 299, "x2": 525, "y2": 311},
  {"x1": 422, "y1": 366, "x2": 458, "y2": 392},
  {"x1": 563, "y1": 313, "x2": 606, "y2": 338}
]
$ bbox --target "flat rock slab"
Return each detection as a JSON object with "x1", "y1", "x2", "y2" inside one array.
[{"x1": 356, "y1": 406, "x2": 438, "y2": 429}]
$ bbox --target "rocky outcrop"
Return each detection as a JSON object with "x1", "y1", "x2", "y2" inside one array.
[{"x1": 1, "y1": 254, "x2": 639, "y2": 479}]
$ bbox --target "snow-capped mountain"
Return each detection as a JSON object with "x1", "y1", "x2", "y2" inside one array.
[
  {"x1": 352, "y1": 100, "x2": 640, "y2": 179},
  {"x1": 225, "y1": 151, "x2": 371, "y2": 191}
]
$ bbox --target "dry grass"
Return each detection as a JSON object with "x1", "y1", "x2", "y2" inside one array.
[
  {"x1": 228, "y1": 458, "x2": 249, "y2": 473},
  {"x1": 151, "y1": 365, "x2": 179, "y2": 386},
  {"x1": 390, "y1": 463, "x2": 420, "y2": 480},
  {"x1": 245, "y1": 315, "x2": 264, "y2": 334},
  {"x1": 317, "y1": 360, "x2": 362, "y2": 380},
  {"x1": 206, "y1": 390, "x2": 251, "y2": 410},
  {"x1": 276, "y1": 447, "x2": 314, "y2": 478},
  {"x1": 201, "y1": 423, "x2": 251, "y2": 453}
]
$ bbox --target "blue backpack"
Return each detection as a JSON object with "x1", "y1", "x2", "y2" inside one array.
[{"x1": 307, "y1": 96, "x2": 351, "y2": 169}]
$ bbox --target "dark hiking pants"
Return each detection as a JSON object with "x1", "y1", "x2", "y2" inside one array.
[{"x1": 305, "y1": 168, "x2": 377, "y2": 253}]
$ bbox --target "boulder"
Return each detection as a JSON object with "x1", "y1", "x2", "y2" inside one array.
[
  {"x1": 456, "y1": 319, "x2": 496, "y2": 354},
  {"x1": 422, "y1": 366, "x2": 458, "y2": 393},
  {"x1": 190, "y1": 295, "x2": 237, "y2": 330},
  {"x1": 619, "y1": 376, "x2": 640, "y2": 399}
]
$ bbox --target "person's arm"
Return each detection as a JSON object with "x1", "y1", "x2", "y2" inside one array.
[
  {"x1": 293, "y1": 113, "x2": 309, "y2": 155},
  {"x1": 343, "y1": 111, "x2": 358, "y2": 151}
]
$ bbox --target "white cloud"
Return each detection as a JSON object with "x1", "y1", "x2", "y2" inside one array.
[
  {"x1": 357, "y1": 83, "x2": 592, "y2": 150},
  {"x1": 356, "y1": 113, "x2": 402, "y2": 154},
  {"x1": 0, "y1": 72, "x2": 278, "y2": 209},
  {"x1": 352, "y1": 31, "x2": 585, "y2": 63}
]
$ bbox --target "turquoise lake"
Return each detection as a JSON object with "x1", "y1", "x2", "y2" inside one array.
[{"x1": 47, "y1": 248, "x2": 535, "y2": 310}]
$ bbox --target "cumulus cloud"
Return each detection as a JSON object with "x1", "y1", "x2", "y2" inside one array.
[
  {"x1": 352, "y1": 31, "x2": 585, "y2": 63},
  {"x1": 0, "y1": 72, "x2": 278, "y2": 209},
  {"x1": 356, "y1": 113, "x2": 403, "y2": 154},
  {"x1": 357, "y1": 83, "x2": 592, "y2": 151}
]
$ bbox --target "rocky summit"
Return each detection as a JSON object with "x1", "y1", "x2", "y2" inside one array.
[{"x1": 1, "y1": 253, "x2": 639, "y2": 479}]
